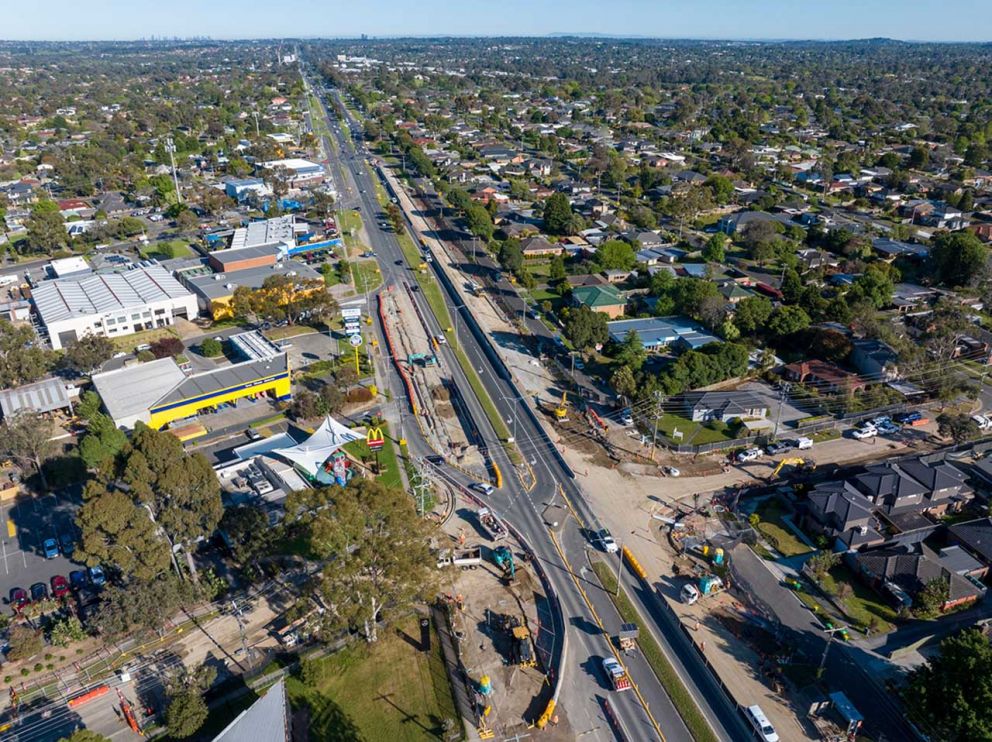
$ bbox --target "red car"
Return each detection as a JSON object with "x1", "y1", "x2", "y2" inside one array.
[
  {"x1": 9, "y1": 588, "x2": 28, "y2": 613},
  {"x1": 51, "y1": 575, "x2": 70, "y2": 600}
]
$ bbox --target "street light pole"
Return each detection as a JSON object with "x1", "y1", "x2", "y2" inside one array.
[
  {"x1": 615, "y1": 540, "x2": 623, "y2": 597},
  {"x1": 773, "y1": 382, "x2": 792, "y2": 441}
]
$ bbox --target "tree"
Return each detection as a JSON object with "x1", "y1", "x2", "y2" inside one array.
[
  {"x1": 289, "y1": 479, "x2": 437, "y2": 642},
  {"x1": 936, "y1": 412, "x2": 981, "y2": 444},
  {"x1": 122, "y1": 424, "x2": 223, "y2": 579},
  {"x1": 200, "y1": 337, "x2": 223, "y2": 357},
  {"x1": 219, "y1": 505, "x2": 273, "y2": 565},
  {"x1": 174, "y1": 209, "x2": 199, "y2": 233},
  {"x1": 671, "y1": 278, "x2": 720, "y2": 320},
  {"x1": 594, "y1": 240, "x2": 636, "y2": 271},
  {"x1": 562, "y1": 306, "x2": 609, "y2": 350},
  {"x1": 25, "y1": 199, "x2": 66, "y2": 253},
  {"x1": 78, "y1": 413, "x2": 127, "y2": 470},
  {"x1": 76, "y1": 482, "x2": 172, "y2": 582},
  {"x1": 0, "y1": 320, "x2": 55, "y2": 387},
  {"x1": 59, "y1": 731, "x2": 112, "y2": 742},
  {"x1": 733, "y1": 296, "x2": 774, "y2": 335},
  {"x1": 50, "y1": 615, "x2": 86, "y2": 647},
  {"x1": 7, "y1": 624, "x2": 43, "y2": 661},
  {"x1": 704, "y1": 173, "x2": 735, "y2": 205},
  {"x1": 548, "y1": 253, "x2": 567, "y2": 286},
  {"x1": 498, "y1": 239, "x2": 524, "y2": 274},
  {"x1": 93, "y1": 575, "x2": 196, "y2": 637},
  {"x1": 76, "y1": 390, "x2": 102, "y2": 420},
  {"x1": 908, "y1": 146, "x2": 930, "y2": 170},
  {"x1": 613, "y1": 330, "x2": 646, "y2": 372},
  {"x1": 806, "y1": 551, "x2": 840, "y2": 581},
  {"x1": 850, "y1": 264, "x2": 895, "y2": 308},
  {"x1": 610, "y1": 365, "x2": 638, "y2": 399},
  {"x1": 0, "y1": 411, "x2": 56, "y2": 488},
  {"x1": 914, "y1": 578, "x2": 950, "y2": 619},
  {"x1": 232, "y1": 275, "x2": 337, "y2": 326},
  {"x1": 166, "y1": 688, "x2": 209, "y2": 739},
  {"x1": 543, "y1": 193, "x2": 572, "y2": 235},
  {"x1": 61, "y1": 335, "x2": 115, "y2": 374},
  {"x1": 780, "y1": 267, "x2": 803, "y2": 304},
  {"x1": 465, "y1": 203, "x2": 494, "y2": 241},
  {"x1": 932, "y1": 231, "x2": 988, "y2": 287},
  {"x1": 149, "y1": 336, "x2": 185, "y2": 359},
  {"x1": 768, "y1": 306, "x2": 811, "y2": 338},
  {"x1": 742, "y1": 219, "x2": 780, "y2": 249},
  {"x1": 906, "y1": 628, "x2": 992, "y2": 740},
  {"x1": 290, "y1": 389, "x2": 322, "y2": 421},
  {"x1": 702, "y1": 232, "x2": 727, "y2": 263},
  {"x1": 318, "y1": 382, "x2": 344, "y2": 415}
]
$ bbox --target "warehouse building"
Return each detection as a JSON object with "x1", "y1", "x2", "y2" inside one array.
[
  {"x1": 91, "y1": 353, "x2": 291, "y2": 430},
  {"x1": 179, "y1": 260, "x2": 322, "y2": 320},
  {"x1": 0, "y1": 377, "x2": 76, "y2": 419},
  {"x1": 32, "y1": 265, "x2": 198, "y2": 350},
  {"x1": 258, "y1": 158, "x2": 324, "y2": 188}
]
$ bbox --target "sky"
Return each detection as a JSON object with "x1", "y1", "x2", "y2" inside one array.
[{"x1": 5, "y1": 0, "x2": 992, "y2": 42}]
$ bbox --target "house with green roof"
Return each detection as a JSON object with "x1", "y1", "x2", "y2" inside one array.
[{"x1": 570, "y1": 284, "x2": 627, "y2": 318}]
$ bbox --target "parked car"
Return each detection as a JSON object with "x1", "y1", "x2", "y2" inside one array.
[
  {"x1": 973, "y1": 414, "x2": 992, "y2": 431},
  {"x1": 894, "y1": 411, "x2": 923, "y2": 424},
  {"x1": 58, "y1": 533, "x2": 75, "y2": 558},
  {"x1": 425, "y1": 455, "x2": 445, "y2": 465},
  {"x1": 793, "y1": 437, "x2": 814, "y2": 450},
  {"x1": 737, "y1": 447, "x2": 762, "y2": 463},
  {"x1": 469, "y1": 482, "x2": 495, "y2": 496},
  {"x1": 246, "y1": 428, "x2": 263, "y2": 441},
  {"x1": 29, "y1": 582, "x2": 49, "y2": 602},
  {"x1": 594, "y1": 528, "x2": 619, "y2": 554},
  {"x1": 9, "y1": 588, "x2": 28, "y2": 612},
  {"x1": 765, "y1": 441, "x2": 791, "y2": 455},
  {"x1": 876, "y1": 420, "x2": 900, "y2": 435},
  {"x1": 744, "y1": 704, "x2": 780, "y2": 742},
  {"x1": 663, "y1": 466, "x2": 681, "y2": 478},
  {"x1": 88, "y1": 566, "x2": 106, "y2": 587},
  {"x1": 620, "y1": 408, "x2": 634, "y2": 426},
  {"x1": 69, "y1": 570, "x2": 88, "y2": 591},
  {"x1": 42, "y1": 538, "x2": 59, "y2": 560},
  {"x1": 853, "y1": 426, "x2": 877, "y2": 440},
  {"x1": 51, "y1": 575, "x2": 70, "y2": 600}
]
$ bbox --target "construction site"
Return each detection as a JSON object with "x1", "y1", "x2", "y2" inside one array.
[
  {"x1": 433, "y1": 495, "x2": 563, "y2": 740},
  {"x1": 378, "y1": 283, "x2": 484, "y2": 473}
]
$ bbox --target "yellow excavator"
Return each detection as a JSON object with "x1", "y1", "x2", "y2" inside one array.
[
  {"x1": 554, "y1": 391, "x2": 569, "y2": 421},
  {"x1": 770, "y1": 457, "x2": 816, "y2": 479}
]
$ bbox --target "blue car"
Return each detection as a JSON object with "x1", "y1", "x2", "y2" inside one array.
[
  {"x1": 88, "y1": 565, "x2": 106, "y2": 587},
  {"x1": 42, "y1": 538, "x2": 59, "y2": 560}
]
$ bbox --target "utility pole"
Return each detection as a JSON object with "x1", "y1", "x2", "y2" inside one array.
[
  {"x1": 231, "y1": 600, "x2": 252, "y2": 665},
  {"x1": 772, "y1": 382, "x2": 792, "y2": 441},
  {"x1": 650, "y1": 391, "x2": 665, "y2": 461},
  {"x1": 818, "y1": 625, "x2": 847, "y2": 678},
  {"x1": 165, "y1": 136, "x2": 182, "y2": 205},
  {"x1": 412, "y1": 458, "x2": 434, "y2": 517}
]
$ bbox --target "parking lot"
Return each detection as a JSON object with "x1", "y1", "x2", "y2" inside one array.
[{"x1": 0, "y1": 491, "x2": 82, "y2": 613}]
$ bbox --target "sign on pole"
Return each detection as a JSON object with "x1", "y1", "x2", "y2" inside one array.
[
  {"x1": 366, "y1": 426, "x2": 386, "y2": 451},
  {"x1": 350, "y1": 334, "x2": 363, "y2": 347}
]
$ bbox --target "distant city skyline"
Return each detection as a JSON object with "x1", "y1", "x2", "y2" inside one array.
[{"x1": 5, "y1": 0, "x2": 992, "y2": 43}]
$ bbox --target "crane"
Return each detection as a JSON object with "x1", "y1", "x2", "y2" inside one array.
[{"x1": 770, "y1": 457, "x2": 815, "y2": 479}]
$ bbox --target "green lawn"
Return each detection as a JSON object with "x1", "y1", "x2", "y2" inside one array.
[
  {"x1": 344, "y1": 422, "x2": 403, "y2": 491},
  {"x1": 264, "y1": 325, "x2": 318, "y2": 340},
  {"x1": 338, "y1": 208, "x2": 365, "y2": 253},
  {"x1": 656, "y1": 413, "x2": 733, "y2": 446},
  {"x1": 111, "y1": 325, "x2": 179, "y2": 352},
  {"x1": 820, "y1": 564, "x2": 898, "y2": 633},
  {"x1": 591, "y1": 561, "x2": 718, "y2": 742},
  {"x1": 285, "y1": 614, "x2": 459, "y2": 742},
  {"x1": 140, "y1": 239, "x2": 192, "y2": 260},
  {"x1": 351, "y1": 259, "x2": 383, "y2": 293},
  {"x1": 752, "y1": 498, "x2": 814, "y2": 557}
]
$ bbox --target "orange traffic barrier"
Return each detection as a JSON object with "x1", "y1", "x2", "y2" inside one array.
[{"x1": 67, "y1": 685, "x2": 110, "y2": 708}]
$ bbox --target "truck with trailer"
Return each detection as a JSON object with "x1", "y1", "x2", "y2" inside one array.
[{"x1": 478, "y1": 507, "x2": 508, "y2": 541}]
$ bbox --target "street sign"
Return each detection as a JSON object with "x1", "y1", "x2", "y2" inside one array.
[
  {"x1": 349, "y1": 334, "x2": 363, "y2": 347},
  {"x1": 341, "y1": 306, "x2": 362, "y2": 320},
  {"x1": 367, "y1": 427, "x2": 385, "y2": 451}
]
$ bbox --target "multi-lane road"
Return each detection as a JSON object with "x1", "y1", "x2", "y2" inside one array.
[{"x1": 302, "y1": 65, "x2": 753, "y2": 741}]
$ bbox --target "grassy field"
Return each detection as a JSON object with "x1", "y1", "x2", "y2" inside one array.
[
  {"x1": 285, "y1": 614, "x2": 459, "y2": 742},
  {"x1": 344, "y1": 422, "x2": 403, "y2": 491},
  {"x1": 309, "y1": 94, "x2": 335, "y2": 153},
  {"x1": 263, "y1": 325, "x2": 318, "y2": 341},
  {"x1": 657, "y1": 413, "x2": 733, "y2": 446},
  {"x1": 111, "y1": 325, "x2": 179, "y2": 352},
  {"x1": 820, "y1": 564, "x2": 898, "y2": 633},
  {"x1": 591, "y1": 561, "x2": 718, "y2": 742},
  {"x1": 752, "y1": 498, "x2": 813, "y2": 557},
  {"x1": 338, "y1": 208, "x2": 366, "y2": 254},
  {"x1": 140, "y1": 239, "x2": 192, "y2": 260},
  {"x1": 351, "y1": 259, "x2": 383, "y2": 293}
]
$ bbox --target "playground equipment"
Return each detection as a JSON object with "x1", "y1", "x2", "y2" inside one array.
[{"x1": 492, "y1": 545, "x2": 515, "y2": 581}]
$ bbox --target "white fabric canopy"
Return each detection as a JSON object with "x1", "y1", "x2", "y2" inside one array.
[{"x1": 273, "y1": 416, "x2": 363, "y2": 476}]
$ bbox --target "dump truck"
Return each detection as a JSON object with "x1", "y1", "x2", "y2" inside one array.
[
  {"x1": 478, "y1": 507, "x2": 508, "y2": 541},
  {"x1": 602, "y1": 657, "x2": 631, "y2": 691},
  {"x1": 511, "y1": 625, "x2": 535, "y2": 667},
  {"x1": 437, "y1": 546, "x2": 482, "y2": 569}
]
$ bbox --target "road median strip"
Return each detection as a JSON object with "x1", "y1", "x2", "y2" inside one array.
[{"x1": 591, "y1": 560, "x2": 719, "y2": 742}]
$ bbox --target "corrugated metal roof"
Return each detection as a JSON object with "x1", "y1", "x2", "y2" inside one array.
[
  {"x1": 33, "y1": 266, "x2": 193, "y2": 324},
  {"x1": 0, "y1": 378, "x2": 71, "y2": 417},
  {"x1": 212, "y1": 678, "x2": 289, "y2": 742},
  {"x1": 154, "y1": 354, "x2": 288, "y2": 407},
  {"x1": 90, "y1": 358, "x2": 187, "y2": 425}
]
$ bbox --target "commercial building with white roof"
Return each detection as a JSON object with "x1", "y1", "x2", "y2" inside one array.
[{"x1": 32, "y1": 265, "x2": 198, "y2": 349}]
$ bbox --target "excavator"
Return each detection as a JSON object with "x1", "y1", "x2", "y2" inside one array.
[
  {"x1": 769, "y1": 457, "x2": 816, "y2": 480},
  {"x1": 553, "y1": 391, "x2": 569, "y2": 422},
  {"x1": 492, "y1": 545, "x2": 515, "y2": 582}
]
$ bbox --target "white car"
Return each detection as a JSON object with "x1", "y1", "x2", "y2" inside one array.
[
  {"x1": 736, "y1": 447, "x2": 762, "y2": 463},
  {"x1": 852, "y1": 426, "x2": 877, "y2": 440},
  {"x1": 663, "y1": 466, "x2": 681, "y2": 478},
  {"x1": 469, "y1": 482, "x2": 494, "y2": 496},
  {"x1": 435, "y1": 334, "x2": 447, "y2": 345},
  {"x1": 595, "y1": 529, "x2": 619, "y2": 553},
  {"x1": 745, "y1": 704, "x2": 780, "y2": 742},
  {"x1": 972, "y1": 414, "x2": 992, "y2": 431}
]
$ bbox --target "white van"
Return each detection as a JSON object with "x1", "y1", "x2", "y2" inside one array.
[
  {"x1": 744, "y1": 704, "x2": 779, "y2": 742},
  {"x1": 795, "y1": 437, "x2": 813, "y2": 450},
  {"x1": 680, "y1": 584, "x2": 699, "y2": 605}
]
